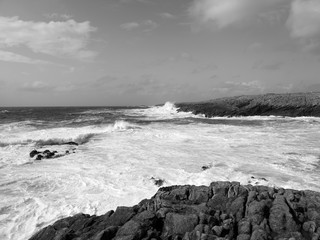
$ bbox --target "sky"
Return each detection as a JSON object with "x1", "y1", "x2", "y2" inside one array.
[{"x1": 0, "y1": 0, "x2": 320, "y2": 106}]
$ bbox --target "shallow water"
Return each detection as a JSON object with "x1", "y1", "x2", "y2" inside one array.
[{"x1": 0, "y1": 103, "x2": 320, "y2": 240}]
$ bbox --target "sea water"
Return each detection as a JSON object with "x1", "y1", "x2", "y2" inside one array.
[{"x1": 0, "y1": 103, "x2": 320, "y2": 240}]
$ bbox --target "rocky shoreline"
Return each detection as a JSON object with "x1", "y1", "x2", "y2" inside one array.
[
  {"x1": 176, "y1": 92, "x2": 320, "y2": 117},
  {"x1": 29, "y1": 181, "x2": 320, "y2": 240}
]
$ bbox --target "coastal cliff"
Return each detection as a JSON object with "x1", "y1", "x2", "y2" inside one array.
[
  {"x1": 176, "y1": 92, "x2": 320, "y2": 117},
  {"x1": 30, "y1": 181, "x2": 320, "y2": 240}
]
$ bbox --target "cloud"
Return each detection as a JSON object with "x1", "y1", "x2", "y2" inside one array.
[
  {"x1": 252, "y1": 60, "x2": 282, "y2": 71},
  {"x1": 211, "y1": 80, "x2": 265, "y2": 95},
  {"x1": 120, "y1": 22, "x2": 140, "y2": 30},
  {"x1": 188, "y1": 0, "x2": 289, "y2": 28},
  {"x1": 287, "y1": 0, "x2": 320, "y2": 53},
  {"x1": 44, "y1": 13, "x2": 73, "y2": 20},
  {"x1": 0, "y1": 16, "x2": 97, "y2": 60},
  {"x1": 120, "y1": 0, "x2": 150, "y2": 3},
  {"x1": 159, "y1": 13, "x2": 177, "y2": 19},
  {"x1": 19, "y1": 81, "x2": 53, "y2": 92},
  {"x1": 142, "y1": 20, "x2": 158, "y2": 32},
  {"x1": 120, "y1": 20, "x2": 158, "y2": 32},
  {"x1": 0, "y1": 79, "x2": 6, "y2": 86},
  {"x1": 0, "y1": 50, "x2": 50, "y2": 64},
  {"x1": 91, "y1": 75, "x2": 119, "y2": 88}
]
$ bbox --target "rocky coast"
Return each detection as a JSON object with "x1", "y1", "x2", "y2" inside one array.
[
  {"x1": 28, "y1": 93, "x2": 320, "y2": 240},
  {"x1": 29, "y1": 181, "x2": 320, "y2": 240},
  {"x1": 176, "y1": 92, "x2": 320, "y2": 117}
]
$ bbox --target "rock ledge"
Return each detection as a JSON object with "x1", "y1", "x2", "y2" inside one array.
[
  {"x1": 29, "y1": 181, "x2": 320, "y2": 240},
  {"x1": 176, "y1": 92, "x2": 320, "y2": 117}
]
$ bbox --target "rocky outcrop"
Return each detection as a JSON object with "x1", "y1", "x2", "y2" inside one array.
[
  {"x1": 29, "y1": 148, "x2": 77, "y2": 160},
  {"x1": 29, "y1": 181, "x2": 320, "y2": 240},
  {"x1": 176, "y1": 92, "x2": 320, "y2": 117}
]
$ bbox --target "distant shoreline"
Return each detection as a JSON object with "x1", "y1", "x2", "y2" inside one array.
[{"x1": 176, "y1": 92, "x2": 320, "y2": 118}]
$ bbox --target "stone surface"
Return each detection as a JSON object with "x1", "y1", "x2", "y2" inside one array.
[
  {"x1": 176, "y1": 92, "x2": 320, "y2": 117},
  {"x1": 29, "y1": 181, "x2": 320, "y2": 240}
]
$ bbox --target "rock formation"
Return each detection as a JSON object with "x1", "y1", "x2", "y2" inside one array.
[
  {"x1": 176, "y1": 92, "x2": 320, "y2": 117},
  {"x1": 29, "y1": 181, "x2": 320, "y2": 240}
]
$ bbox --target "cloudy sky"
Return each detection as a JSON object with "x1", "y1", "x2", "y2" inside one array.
[{"x1": 0, "y1": 0, "x2": 320, "y2": 106}]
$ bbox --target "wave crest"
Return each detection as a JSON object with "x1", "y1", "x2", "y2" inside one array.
[{"x1": 35, "y1": 133, "x2": 96, "y2": 147}]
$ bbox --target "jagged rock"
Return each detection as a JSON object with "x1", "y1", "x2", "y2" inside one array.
[
  {"x1": 151, "y1": 177, "x2": 165, "y2": 187},
  {"x1": 29, "y1": 150, "x2": 40, "y2": 158},
  {"x1": 30, "y1": 149, "x2": 75, "y2": 161},
  {"x1": 65, "y1": 141, "x2": 79, "y2": 146},
  {"x1": 162, "y1": 213, "x2": 199, "y2": 238},
  {"x1": 35, "y1": 154, "x2": 43, "y2": 160},
  {"x1": 176, "y1": 92, "x2": 320, "y2": 117},
  {"x1": 29, "y1": 182, "x2": 320, "y2": 240},
  {"x1": 201, "y1": 165, "x2": 212, "y2": 171}
]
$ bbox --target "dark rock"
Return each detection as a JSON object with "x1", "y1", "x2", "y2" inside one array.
[
  {"x1": 65, "y1": 141, "x2": 79, "y2": 146},
  {"x1": 176, "y1": 92, "x2": 320, "y2": 117},
  {"x1": 29, "y1": 181, "x2": 320, "y2": 240},
  {"x1": 91, "y1": 226, "x2": 118, "y2": 240},
  {"x1": 30, "y1": 150, "x2": 40, "y2": 158},
  {"x1": 162, "y1": 213, "x2": 199, "y2": 238},
  {"x1": 35, "y1": 154, "x2": 43, "y2": 160},
  {"x1": 151, "y1": 177, "x2": 165, "y2": 187},
  {"x1": 201, "y1": 165, "x2": 212, "y2": 171}
]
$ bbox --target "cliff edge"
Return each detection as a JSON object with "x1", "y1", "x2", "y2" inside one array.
[
  {"x1": 30, "y1": 181, "x2": 320, "y2": 240},
  {"x1": 176, "y1": 92, "x2": 320, "y2": 117}
]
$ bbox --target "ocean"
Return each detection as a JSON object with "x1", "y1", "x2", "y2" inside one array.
[{"x1": 0, "y1": 103, "x2": 320, "y2": 240}]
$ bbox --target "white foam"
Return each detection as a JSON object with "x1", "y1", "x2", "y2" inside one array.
[
  {"x1": 126, "y1": 102, "x2": 196, "y2": 120},
  {"x1": 1, "y1": 112, "x2": 320, "y2": 240}
]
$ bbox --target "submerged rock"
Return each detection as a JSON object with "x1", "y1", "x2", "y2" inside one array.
[
  {"x1": 29, "y1": 149, "x2": 75, "y2": 160},
  {"x1": 29, "y1": 150, "x2": 40, "y2": 158},
  {"x1": 201, "y1": 164, "x2": 212, "y2": 171},
  {"x1": 29, "y1": 181, "x2": 320, "y2": 240},
  {"x1": 151, "y1": 177, "x2": 165, "y2": 187}
]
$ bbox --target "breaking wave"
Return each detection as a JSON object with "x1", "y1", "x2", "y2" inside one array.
[
  {"x1": 0, "y1": 120, "x2": 138, "y2": 148},
  {"x1": 35, "y1": 133, "x2": 96, "y2": 147},
  {"x1": 126, "y1": 102, "x2": 196, "y2": 120}
]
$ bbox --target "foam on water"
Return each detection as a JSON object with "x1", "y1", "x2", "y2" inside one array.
[
  {"x1": 126, "y1": 102, "x2": 196, "y2": 120},
  {"x1": 1, "y1": 105, "x2": 320, "y2": 240}
]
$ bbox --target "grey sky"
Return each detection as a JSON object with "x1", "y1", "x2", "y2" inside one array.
[{"x1": 0, "y1": 0, "x2": 319, "y2": 106}]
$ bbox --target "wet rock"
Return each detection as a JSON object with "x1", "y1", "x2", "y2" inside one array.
[
  {"x1": 201, "y1": 164, "x2": 212, "y2": 171},
  {"x1": 151, "y1": 177, "x2": 165, "y2": 187},
  {"x1": 65, "y1": 141, "x2": 79, "y2": 146},
  {"x1": 30, "y1": 150, "x2": 40, "y2": 158},
  {"x1": 30, "y1": 148, "x2": 76, "y2": 161},
  {"x1": 35, "y1": 154, "x2": 43, "y2": 160},
  {"x1": 29, "y1": 181, "x2": 320, "y2": 240}
]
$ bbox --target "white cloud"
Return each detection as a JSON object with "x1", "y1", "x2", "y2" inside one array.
[
  {"x1": 120, "y1": 20, "x2": 158, "y2": 32},
  {"x1": 0, "y1": 50, "x2": 50, "y2": 64},
  {"x1": 20, "y1": 81, "x2": 53, "y2": 92},
  {"x1": 188, "y1": 0, "x2": 289, "y2": 28},
  {"x1": 252, "y1": 60, "x2": 282, "y2": 71},
  {"x1": 142, "y1": 20, "x2": 158, "y2": 32},
  {"x1": 287, "y1": 0, "x2": 320, "y2": 52},
  {"x1": 159, "y1": 13, "x2": 177, "y2": 19},
  {"x1": 120, "y1": 22, "x2": 140, "y2": 30},
  {"x1": 44, "y1": 13, "x2": 73, "y2": 20},
  {"x1": 0, "y1": 16, "x2": 97, "y2": 60}
]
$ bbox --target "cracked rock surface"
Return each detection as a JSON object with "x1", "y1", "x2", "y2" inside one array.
[{"x1": 29, "y1": 181, "x2": 320, "y2": 240}]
